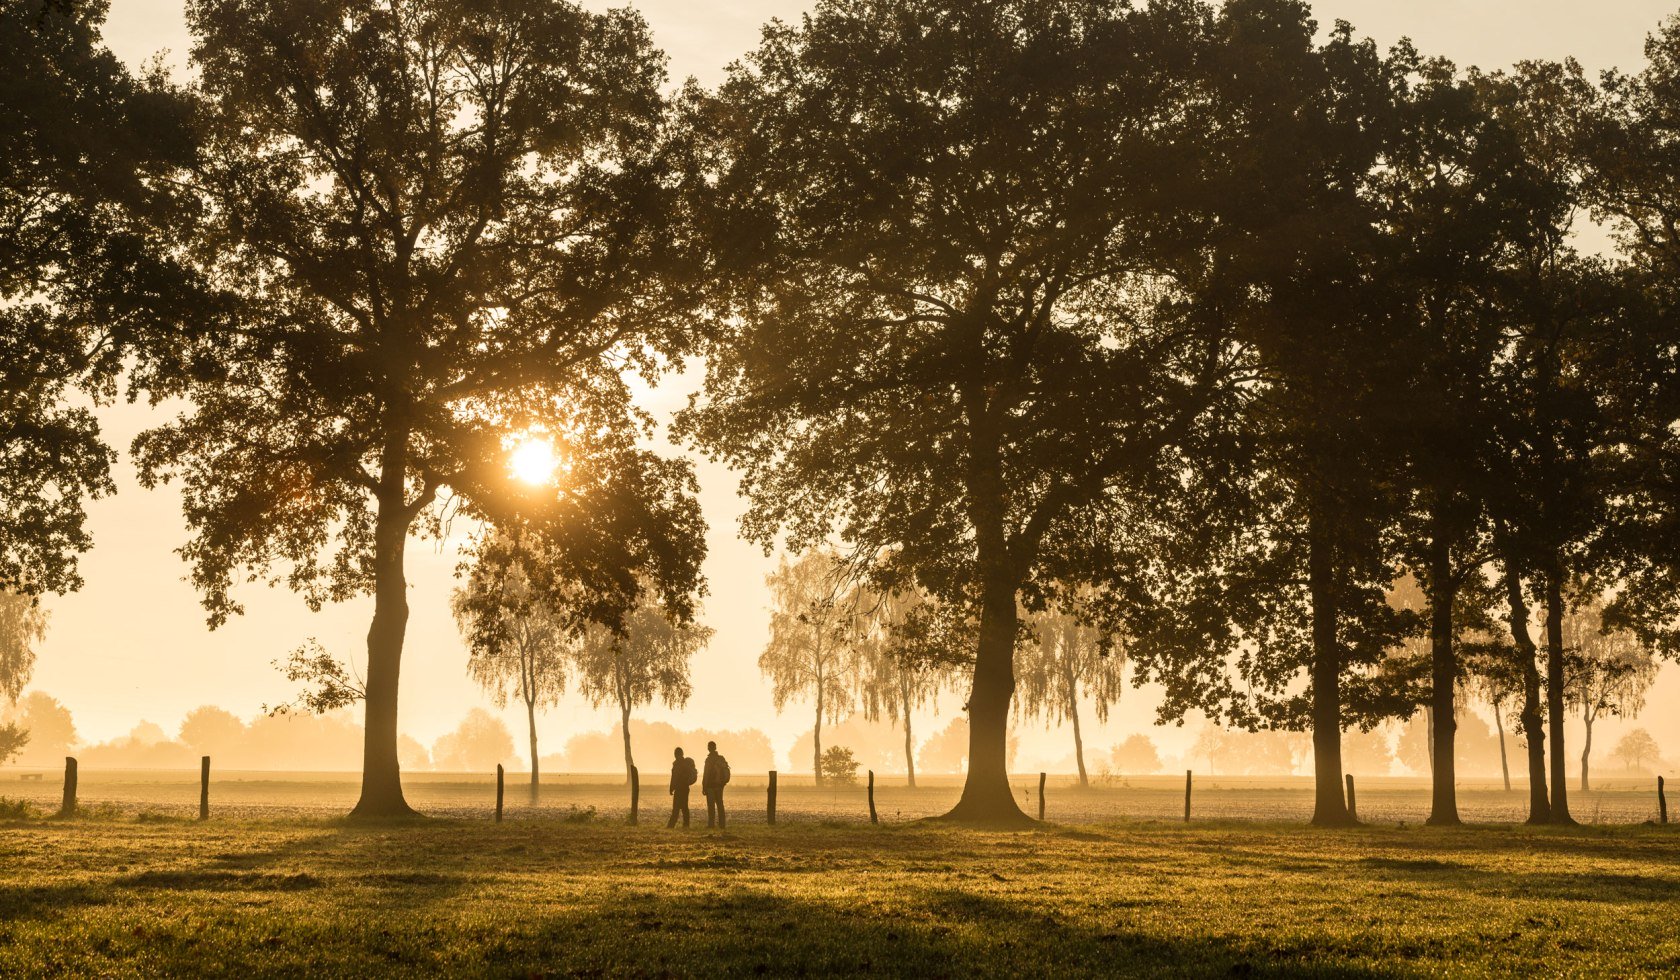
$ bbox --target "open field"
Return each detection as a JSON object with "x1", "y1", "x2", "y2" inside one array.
[{"x1": 1, "y1": 808, "x2": 1678, "y2": 976}]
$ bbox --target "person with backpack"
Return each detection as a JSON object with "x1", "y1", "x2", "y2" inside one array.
[
  {"x1": 667, "y1": 746, "x2": 697, "y2": 829},
  {"x1": 702, "y1": 740, "x2": 731, "y2": 828}
]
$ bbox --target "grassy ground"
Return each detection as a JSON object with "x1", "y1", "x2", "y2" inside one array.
[{"x1": 1, "y1": 808, "x2": 1677, "y2": 976}]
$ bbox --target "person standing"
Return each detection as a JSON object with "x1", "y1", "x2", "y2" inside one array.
[
  {"x1": 668, "y1": 747, "x2": 696, "y2": 829},
  {"x1": 702, "y1": 740, "x2": 731, "y2": 828}
]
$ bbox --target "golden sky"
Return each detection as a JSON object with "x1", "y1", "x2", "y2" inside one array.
[{"x1": 33, "y1": 0, "x2": 1680, "y2": 773}]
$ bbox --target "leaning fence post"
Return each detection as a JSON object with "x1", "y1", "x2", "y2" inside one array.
[
  {"x1": 768, "y1": 770, "x2": 778, "y2": 825},
  {"x1": 1184, "y1": 770, "x2": 1192, "y2": 823},
  {"x1": 59, "y1": 757, "x2": 77, "y2": 817},
  {"x1": 629, "y1": 765, "x2": 640, "y2": 826},
  {"x1": 200, "y1": 756, "x2": 211, "y2": 821},
  {"x1": 1345, "y1": 773, "x2": 1358, "y2": 822},
  {"x1": 1038, "y1": 772, "x2": 1047, "y2": 821},
  {"x1": 495, "y1": 764, "x2": 505, "y2": 823},
  {"x1": 867, "y1": 769, "x2": 878, "y2": 824},
  {"x1": 1660, "y1": 775, "x2": 1668, "y2": 825}
]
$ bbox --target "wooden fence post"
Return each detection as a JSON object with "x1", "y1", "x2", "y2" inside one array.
[
  {"x1": 1038, "y1": 772, "x2": 1047, "y2": 821},
  {"x1": 200, "y1": 756, "x2": 211, "y2": 821},
  {"x1": 495, "y1": 764, "x2": 504, "y2": 823},
  {"x1": 768, "y1": 771, "x2": 777, "y2": 826},
  {"x1": 867, "y1": 770, "x2": 878, "y2": 825},
  {"x1": 59, "y1": 757, "x2": 77, "y2": 817},
  {"x1": 1344, "y1": 773, "x2": 1357, "y2": 823},
  {"x1": 629, "y1": 765, "x2": 640, "y2": 826},
  {"x1": 1184, "y1": 770, "x2": 1192, "y2": 823},
  {"x1": 1660, "y1": 775, "x2": 1668, "y2": 825}
]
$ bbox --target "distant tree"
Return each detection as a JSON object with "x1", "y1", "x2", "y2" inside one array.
[
  {"x1": 431, "y1": 709, "x2": 516, "y2": 774},
  {"x1": 574, "y1": 588, "x2": 710, "y2": 785},
  {"x1": 1109, "y1": 735, "x2": 1163, "y2": 776},
  {"x1": 1563, "y1": 603, "x2": 1658, "y2": 792},
  {"x1": 859, "y1": 583, "x2": 969, "y2": 788},
  {"x1": 1610, "y1": 728, "x2": 1662, "y2": 774},
  {"x1": 760, "y1": 551, "x2": 867, "y2": 784},
  {"x1": 0, "y1": 591, "x2": 46, "y2": 704},
  {"x1": 1340, "y1": 726, "x2": 1397, "y2": 777},
  {"x1": 2, "y1": 692, "x2": 75, "y2": 766},
  {"x1": 679, "y1": 0, "x2": 1251, "y2": 822},
  {"x1": 138, "y1": 0, "x2": 706, "y2": 818},
  {"x1": 452, "y1": 531, "x2": 574, "y2": 802},
  {"x1": 1463, "y1": 631, "x2": 1525, "y2": 792},
  {"x1": 1193, "y1": 726, "x2": 1305, "y2": 776},
  {"x1": 177, "y1": 706, "x2": 247, "y2": 755},
  {"x1": 819, "y1": 746, "x2": 860, "y2": 785},
  {"x1": 1, "y1": 0, "x2": 192, "y2": 599},
  {"x1": 1017, "y1": 603, "x2": 1125, "y2": 788},
  {"x1": 0, "y1": 722, "x2": 25, "y2": 765},
  {"x1": 397, "y1": 735, "x2": 431, "y2": 772}
]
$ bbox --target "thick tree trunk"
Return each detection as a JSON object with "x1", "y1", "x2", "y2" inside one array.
[
  {"x1": 1580, "y1": 716, "x2": 1593, "y2": 793},
  {"x1": 1501, "y1": 560, "x2": 1550, "y2": 822},
  {"x1": 526, "y1": 697, "x2": 540, "y2": 804},
  {"x1": 1426, "y1": 521, "x2": 1459, "y2": 826},
  {"x1": 1494, "y1": 702, "x2": 1510, "y2": 792},
  {"x1": 1545, "y1": 571, "x2": 1575, "y2": 824},
  {"x1": 620, "y1": 703, "x2": 633, "y2": 787},
  {"x1": 946, "y1": 575, "x2": 1029, "y2": 824},
  {"x1": 350, "y1": 492, "x2": 418, "y2": 819},
  {"x1": 1307, "y1": 508, "x2": 1352, "y2": 826}
]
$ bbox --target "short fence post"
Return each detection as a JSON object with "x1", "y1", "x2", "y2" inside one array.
[
  {"x1": 768, "y1": 770, "x2": 778, "y2": 826},
  {"x1": 867, "y1": 770, "x2": 878, "y2": 825},
  {"x1": 200, "y1": 756, "x2": 211, "y2": 821},
  {"x1": 59, "y1": 757, "x2": 77, "y2": 817},
  {"x1": 495, "y1": 764, "x2": 504, "y2": 823},
  {"x1": 1038, "y1": 772, "x2": 1047, "y2": 821},
  {"x1": 1660, "y1": 775, "x2": 1668, "y2": 825},
  {"x1": 1345, "y1": 773, "x2": 1358, "y2": 822},
  {"x1": 629, "y1": 765, "x2": 640, "y2": 826},
  {"x1": 1184, "y1": 770, "x2": 1192, "y2": 823}
]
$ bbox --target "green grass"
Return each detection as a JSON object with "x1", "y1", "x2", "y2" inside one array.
[{"x1": 1, "y1": 814, "x2": 1678, "y2": 976}]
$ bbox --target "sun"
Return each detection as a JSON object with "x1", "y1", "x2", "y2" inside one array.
[{"x1": 508, "y1": 435, "x2": 559, "y2": 486}]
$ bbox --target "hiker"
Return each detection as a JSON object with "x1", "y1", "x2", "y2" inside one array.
[
  {"x1": 668, "y1": 746, "x2": 696, "y2": 829},
  {"x1": 702, "y1": 740, "x2": 731, "y2": 828}
]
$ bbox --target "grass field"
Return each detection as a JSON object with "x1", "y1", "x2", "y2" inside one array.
[{"x1": 1, "y1": 772, "x2": 1678, "y2": 976}]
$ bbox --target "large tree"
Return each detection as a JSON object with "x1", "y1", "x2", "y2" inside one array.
[
  {"x1": 760, "y1": 550, "x2": 867, "y2": 784},
  {"x1": 574, "y1": 586, "x2": 710, "y2": 785},
  {"x1": 680, "y1": 0, "x2": 1249, "y2": 822},
  {"x1": 138, "y1": 0, "x2": 706, "y2": 817},
  {"x1": 1017, "y1": 603, "x2": 1124, "y2": 788},
  {"x1": 1, "y1": 0, "x2": 191, "y2": 599}
]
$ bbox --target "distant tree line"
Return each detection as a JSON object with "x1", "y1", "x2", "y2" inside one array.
[{"x1": 10, "y1": 0, "x2": 1680, "y2": 824}]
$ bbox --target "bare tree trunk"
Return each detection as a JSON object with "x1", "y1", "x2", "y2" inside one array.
[
  {"x1": 1307, "y1": 507, "x2": 1351, "y2": 825},
  {"x1": 620, "y1": 702, "x2": 634, "y2": 787},
  {"x1": 1426, "y1": 518, "x2": 1459, "y2": 826},
  {"x1": 351, "y1": 482, "x2": 418, "y2": 819},
  {"x1": 1580, "y1": 714, "x2": 1593, "y2": 793},
  {"x1": 1069, "y1": 686, "x2": 1088, "y2": 789},
  {"x1": 526, "y1": 695, "x2": 540, "y2": 804},
  {"x1": 1494, "y1": 699, "x2": 1510, "y2": 792},
  {"x1": 1545, "y1": 570, "x2": 1574, "y2": 824},
  {"x1": 813, "y1": 682, "x2": 824, "y2": 785},
  {"x1": 903, "y1": 709, "x2": 916, "y2": 789}
]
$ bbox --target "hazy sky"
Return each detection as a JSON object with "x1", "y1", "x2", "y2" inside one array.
[{"x1": 35, "y1": 0, "x2": 1680, "y2": 772}]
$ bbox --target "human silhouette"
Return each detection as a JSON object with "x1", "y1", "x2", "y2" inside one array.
[
  {"x1": 702, "y1": 740, "x2": 731, "y2": 828},
  {"x1": 668, "y1": 747, "x2": 697, "y2": 829}
]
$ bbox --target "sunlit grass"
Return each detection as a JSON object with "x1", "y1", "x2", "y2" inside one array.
[{"x1": 0, "y1": 813, "x2": 1676, "y2": 976}]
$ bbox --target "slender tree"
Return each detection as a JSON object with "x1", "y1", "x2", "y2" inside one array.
[
  {"x1": 1017, "y1": 603, "x2": 1124, "y2": 788},
  {"x1": 0, "y1": 592, "x2": 45, "y2": 706},
  {"x1": 138, "y1": 0, "x2": 707, "y2": 816},
  {"x1": 451, "y1": 531, "x2": 573, "y2": 802},
  {"x1": 1563, "y1": 600, "x2": 1658, "y2": 792},
  {"x1": 574, "y1": 589, "x2": 710, "y2": 785},
  {"x1": 680, "y1": 0, "x2": 1250, "y2": 822},
  {"x1": 858, "y1": 584, "x2": 968, "y2": 788},
  {"x1": 760, "y1": 550, "x2": 866, "y2": 784}
]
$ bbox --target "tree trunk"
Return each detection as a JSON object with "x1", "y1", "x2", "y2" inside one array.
[
  {"x1": 350, "y1": 489, "x2": 418, "y2": 819},
  {"x1": 1545, "y1": 571, "x2": 1574, "y2": 824},
  {"x1": 1500, "y1": 559, "x2": 1549, "y2": 822},
  {"x1": 1426, "y1": 518, "x2": 1459, "y2": 826},
  {"x1": 620, "y1": 702, "x2": 634, "y2": 787},
  {"x1": 903, "y1": 710, "x2": 916, "y2": 789},
  {"x1": 813, "y1": 684, "x2": 824, "y2": 785},
  {"x1": 946, "y1": 573, "x2": 1029, "y2": 824},
  {"x1": 526, "y1": 696, "x2": 540, "y2": 804},
  {"x1": 1494, "y1": 699, "x2": 1510, "y2": 792},
  {"x1": 1307, "y1": 507, "x2": 1352, "y2": 826},
  {"x1": 1580, "y1": 715, "x2": 1593, "y2": 793},
  {"x1": 1069, "y1": 687, "x2": 1088, "y2": 790}
]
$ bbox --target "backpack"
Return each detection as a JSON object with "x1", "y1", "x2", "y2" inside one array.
[
  {"x1": 718, "y1": 755, "x2": 731, "y2": 786},
  {"x1": 684, "y1": 758, "x2": 698, "y2": 786}
]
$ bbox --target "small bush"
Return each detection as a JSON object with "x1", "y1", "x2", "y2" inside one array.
[
  {"x1": 561, "y1": 805, "x2": 596, "y2": 824},
  {"x1": 0, "y1": 796, "x2": 36, "y2": 820},
  {"x1": 820, "y1": 746, "x2": 860, "y2": 784}
]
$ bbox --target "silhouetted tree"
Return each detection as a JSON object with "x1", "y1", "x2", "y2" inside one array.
[
  {"x1": 1610, "y1": 728, "x2": 1662, "y2": 773},
  {"x1": 1, "y1": 691, "x2": 75, "y2": 765},
  {"x1": 138, "y1": 0, "x2": 706, "y2": 816},
  {"x1": 432, "y1": 708, "x2": 515, "y2": 773},
  {"x1": 760, "y1": 551, "x2": 867, "y2": 784},
  {"x1": 1017, "y1": 603, "x2": 1124, "y2": 788},
  {"x1": 680, "y1": 0, "x2": 1250, "y2": 822},
  {"x1": 1563, "y1": 601, "x2": 1657, "y2": 791},
  {"x1": 1109, "y1": 734, "x2": 1163, "y2": 776},
  {"x1": 574, "y1": 588, "x2": 710, "y2": 785},
  {"x1": 859, "y1": 581, "x2": 969, "y2": 788},
  {"x1": 0, "y1": 591, "x2": 45, "y2": 705}
]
